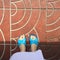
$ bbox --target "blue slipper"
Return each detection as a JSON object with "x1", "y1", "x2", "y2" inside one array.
[
  {"x1": 29, "y1": 34, "x2": 39, "y2": 46},
  {"x1": 17, "y1": 34, "x2": 26, "y2": 46}
]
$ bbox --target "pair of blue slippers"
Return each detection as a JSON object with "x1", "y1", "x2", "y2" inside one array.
[{"x1": 17, "y1": 34, "x2": 39, "y2": 46}]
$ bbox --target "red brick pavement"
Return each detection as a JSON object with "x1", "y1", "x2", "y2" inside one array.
[{"x1": 0, "y1": 0, "x2": 60, "y2": 60}]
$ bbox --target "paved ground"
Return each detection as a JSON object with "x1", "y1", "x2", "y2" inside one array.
[{"x1": 0, "y1": 0, "x2": 60, "y2": 60}]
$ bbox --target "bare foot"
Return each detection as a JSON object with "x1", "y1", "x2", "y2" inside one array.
[
  {"x1": 19, "y1": 44, "x2": 26, "y2": 52},
  {"x1": 18, "y1": 34, "x2": 26, "y2": 52},
  {"x1": 31, "y1": 44, "x2": 37, "y2": 52}
]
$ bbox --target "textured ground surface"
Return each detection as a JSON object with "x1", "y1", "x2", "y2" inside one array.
[{"x1": 0, "y1": 0, "x2": 60, "y2": 60}]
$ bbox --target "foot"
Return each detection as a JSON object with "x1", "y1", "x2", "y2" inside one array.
[
  {"x1": 29, "y1": 34, "x2": 39, "y2": 52},
  {"x1": 17, "y1": 34, "x2": 26, "y2": 52}
]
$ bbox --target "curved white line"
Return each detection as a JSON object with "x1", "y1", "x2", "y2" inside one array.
[
  {"x1": 11, "y1": 3, "x2": 17, "y2": 16},
  {"x1": 11, "y1": 0, "x2": 41, "y2": 39},
  {"x1": 46, "y1": 26, "x2": 60, "y2": 32},
  {"x1": 0, "y1": 29, "x2": 5, "y2": 60},
  {"x1": 48, "y1": 0, "x2": 60, "y2": 3},
  {"x1": 33, "y1": 0, "x2": 41, "y2": 28},
  {"x1": 10, "y1": 37, "x2": 19, "y2": 41},
  {"x1": 0, "y1": 0, "x2": 5, "y2": 25},
  {"x1": 12, "y1": 37, "x2": 19, "y2": 40},
  {"x1": 12, "y1": 0, "x2": 23, "y2": 3},
  {"x1": 11, "y1": 0, "x2": 32, "y2": 31},
  {"x1": 10, "y1": 38, "x2": 17, "y2": 51},
  {"x1": 47, "y1": 2, "x2": 54, "y2": 17},
  {"x1": 53, "y1": 0, "x2": 60, "y2": 3},
  {"x1": 11, "y1": 0, "x2": 26, "y2": 25},
  {"x1": 25, "y1": 28, "x2": 33, "y2": 35},
  {"x1": 46, "y1": 17, "x2": 60, "y2": 26},
  {"x1": 26, "y1": 0, "x2": 41, "y2": 35},
  {"x1": 33, "y1": 28, "x2": 39, "y2": 42}
]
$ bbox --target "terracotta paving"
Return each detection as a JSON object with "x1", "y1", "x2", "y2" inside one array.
[{"x1": 0, "y1": 0, "x2": 60, "y2": 60}]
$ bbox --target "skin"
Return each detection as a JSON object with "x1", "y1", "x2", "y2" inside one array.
[
  {"x1": 30, "y1": 35, "x2": 38, "y2": 52},
  {"x1": 19, "y1": 34, "x2": 26, "y2": 52},
  {"x1": 19, "y1": 44, "x2": 26, "y2": 52},
  {"x1": 18, "y1": 34, "x2": 38, "y2": 52},
  {"x1": 31, "y1": 44, "x2": 37, "y2": 52}
]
